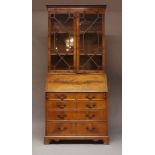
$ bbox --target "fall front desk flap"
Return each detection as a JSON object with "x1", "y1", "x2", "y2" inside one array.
[{"x1": 46, "y1": 74, "x2": 108, "y2": 92}]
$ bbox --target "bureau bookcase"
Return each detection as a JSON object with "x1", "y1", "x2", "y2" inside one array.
[{"x1": 44, "y1": 5, "x2": 109, "y2": 144}]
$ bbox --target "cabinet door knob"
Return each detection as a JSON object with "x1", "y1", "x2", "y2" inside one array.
[
  {"x1": 86, "y1": 126, "x2": 96, "y2": 132},
  {"x1": 85, "y1": 113, "x2": 95, "y2": 119},
  {"x1": 86, "y1": 95, "x2": 95, "y2": 100},
  {"x1": 57, "y1": 126, "x2": 67, "y2": 131},
  {"x1": 57, "y1": 103, "x2": 66, "y2": 109},
  {"x1": 86, "y1": 103, "x2": 96, "y2": 108},
  {"x1": 56, "y1": 94, "x2": 67, "y2": 100},
  {"x1": 57, "y1": 113, "x2": 67, "y2": 119}
]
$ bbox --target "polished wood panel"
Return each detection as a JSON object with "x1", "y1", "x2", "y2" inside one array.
[
  {"x1": 46, "y1": 93, "x2": 76, "y2": 100},
  {"x1": 46, "y1": 5, "x2": 107, "y2": 8},
  {"x1": 47, "y1": 110, "x2": 106, "y2": 120},
  {"x1": 48, "y1": 14, "x2": 51, "y2": 71},
  {"x1": 47, "y1": 8, "x2": 106, "y2": 14},
  {"x1": 46, "y1": 122, "x2": 107, "y2": 136},
  {"x1": 77, "y1": 101, "x2": 106, "y2": 109},
  {"x1": 102, "y1": 12, "x2": 106, "y2": 71},
  {"x1": 47, "y1": 101, "x2": 76, "y2": 109},
  {"x1": 46, "y1": 74, "x2": 108, "y2": 92},
  {"x1": 44, "y1": 136, "x2": 109, "y2": 144},
  {"x1": 76, "y1": 122, "x2": 107, "y2": 136},
  {"x1": 47, "y1": 111, "x2": 76, "y2": 120},
  {"x1": 76, "y1": 110, "x2": 107, "y2": 120},
  {"x1": 76, "y1": 93, "x2": 106, "y2": 100},
  {"x1": 44, "y1": 5, "x2": 109, "y2": 144},
  {"x1": 46, "y1": 122, "x2": 76, "y2": 136},
  {"x1": 47, "y1": 100, "x2": 106, "y2": 110}
]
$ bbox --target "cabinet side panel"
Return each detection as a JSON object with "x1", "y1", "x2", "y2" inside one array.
[{"x1": 48, "y1": 13, "x2": 51, "y2": 71}]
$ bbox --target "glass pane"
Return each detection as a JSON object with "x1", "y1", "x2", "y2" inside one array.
[
  {"x1": 50, "y1": 14, "x2": 74, "y2": 70},
  {"x1": 51, "y1": 55, "x2": 73, "y2": 70},
  {"x1": 79, "y1": 14, "x2": 103, "y2": 70}
]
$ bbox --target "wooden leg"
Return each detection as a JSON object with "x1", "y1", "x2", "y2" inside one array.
[
  {"x1": 44, "y1": 137, "x2": 51, "y2": 144},
  {"x1": 102, "y1": 137, "x2": 109, "y2": 144}
]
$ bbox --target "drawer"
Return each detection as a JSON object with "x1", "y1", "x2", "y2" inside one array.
[
  {"x1": 77, "y1": 101, "x2": 106, "y2": 109},
  {"x1": 76, "y1": 110, "x2": 107, "y2": 120},
  {"x1": 46, "y1": 122, "x2": 76, "y2": 136},
  {"x1": 47, "y1": 110, "x2": 107, "y2": 120},
  {"x1": 47, "y1": 101, "x2": 76, "y2": 109},
  {"x1": 46, "y1": 93, "x2": 76, "y2": 100},
  {"x1": 76, "y1": 93, "x2": 106, "y2": 100},
  {"x1": 47, "y1": 111, "x2": 76, "y2": 120},
  {"x1": 76, "y1": 122, "x2": 107, "y2": 136}
]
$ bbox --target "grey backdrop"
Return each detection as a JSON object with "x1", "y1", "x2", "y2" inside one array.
[{"x1": 32, "y1": 1, "x2": 122, "y2": 155}]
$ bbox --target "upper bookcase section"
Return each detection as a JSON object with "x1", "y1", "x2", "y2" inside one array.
[{"x1": 47, "y1": 5, "x2": 107, "y2": 73}]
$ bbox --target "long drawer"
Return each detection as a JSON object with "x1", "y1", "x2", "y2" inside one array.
[
  {"x1": 46, "y1": 122, "x2": 107, "y2": 136},
  {"x1": 46, "y1": 110, "x2": 107, "y2": 120},
  {"x1": 46, "y1": 92, "x2": 106, "y2": 100},
  {"x1": 46, "y1": 100, "x2": 106, "y2": 110}
]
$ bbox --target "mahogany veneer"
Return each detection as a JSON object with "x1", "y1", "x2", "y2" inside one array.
[{"x1": 44, "y1": 5, "x2": 109, "y2": 144}]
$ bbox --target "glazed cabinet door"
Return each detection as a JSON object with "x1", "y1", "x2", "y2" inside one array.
[
  {"x1": 48, "y1": 13, "x2": 76, "y2": 72},
  {"x1": 77, "y1": 13, "x2": 105, "y2": 73}
]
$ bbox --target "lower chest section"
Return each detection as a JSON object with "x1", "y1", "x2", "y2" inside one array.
[{"x1": 45, "y1": 92, "x2": 108, "y2": 136}]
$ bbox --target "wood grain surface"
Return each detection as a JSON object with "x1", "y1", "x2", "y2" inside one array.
[
  {"x1": 44, "y1": 6, "x2": 109, "y2": 144},
  {"x1": 46, "y1": 74, "x2": 108, "y2": 92}
]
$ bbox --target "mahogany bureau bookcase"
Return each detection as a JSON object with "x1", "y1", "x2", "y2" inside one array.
[{"x1": 44, "y1": 5, "x2": 109, "y2": 144}]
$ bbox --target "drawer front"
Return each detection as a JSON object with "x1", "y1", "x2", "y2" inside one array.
[
  {"x1": 76, "y1": 122, "x2": 107, "y2": 136},
  {"x1": 47, "y1": 110, "x2": 106, "y2": 120},
  {"x1": 76, "y1": 93, "x2": 106, "y2": 100},
  {"x1": 47, "y1": 101, "x2": 76, "y2": 109},
  {"x1": 46, "y1": 93, "x2": 76, "y2": 100},
  {"x1": 46, "y1": 122, "x2": 107, "y2": 136},
  {"x1": 77, "y1": 101, "x2": 106, "y2": 109},
  {"x1": 47, "y1": 111, "x2": 76, "y2": 120},
  {"x1": 46, "y1": 122, "x2": 76, "y2": 136},
  {"x1": 76, "y1": 110, "x2": 107, "y2": 120}
]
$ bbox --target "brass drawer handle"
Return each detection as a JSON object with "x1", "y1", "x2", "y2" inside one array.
[
  {"x1": 57, "y1": 103, "x2": 66, "y2": 109},
  {"x1": 86, "y1": 126, "x2": 96, "y2": 132},
  {"x1": 57, "y1": 113, "x2": 67, "y2": 119},
  {"x1": 86, "y1": 103, "x2": 96, "y2": 108},
  {"x1": 56, "y1": 94, "x2": 67, "y2": 100},
  {"x1": 86, "y1": 95, "x2": 95, "y2": 100},
  {"x1": 85, "y1": 113, "x2": 95, "y2": 119},
  {"x1": 57, "y1": 126, "x2": 67, "y2": 131}
]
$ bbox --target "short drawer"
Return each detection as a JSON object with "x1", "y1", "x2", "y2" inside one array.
[
  {"x1": 76, "y1": 110, "x2": 107, "y2": 120},
  {"x1": 46, "y1": 93, "x2": 76, "y2": 100},
  {"x1": 47, "y1": 111, "x2": 76, "y2": 120},
  {"x1": 46, "y1": 122, "x2": 76, "y2": 136},
  {"x1": 77, "y1": 101, "x2": 106, "y2": 109},
  {"x1": 47, "y1": 101, "x2": 76, "y2": 109},
  {"x1": 76, "y1": 122, "x2": 107, "y2": 136},
  {"x1": 76, "y1": 93, "x2": 106, "y2": 100}
]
